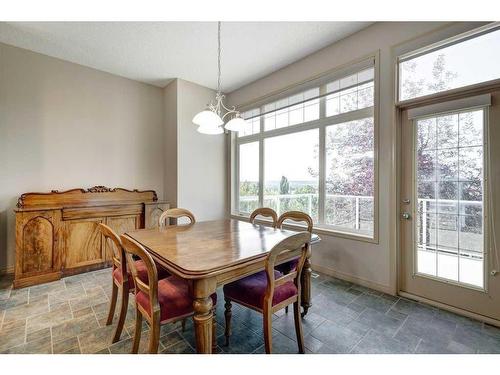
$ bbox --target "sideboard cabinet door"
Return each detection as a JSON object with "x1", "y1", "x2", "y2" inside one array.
[
  {"x1": 63, "y1": 218, "x2": 104, "y2": 270},
  {"x1": 14, "y1": 210, "x2": 61, "y2": 287}
]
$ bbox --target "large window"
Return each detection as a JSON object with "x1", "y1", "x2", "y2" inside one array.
[
  {"x1": 398, "y1": 24, "x2": 500, "y2": 101},
  {"x1": 234, "y1": 59, "x2": 377, "y2": 239}
]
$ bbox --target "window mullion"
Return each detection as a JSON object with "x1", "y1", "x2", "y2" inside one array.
[
  {"x1": 235, "y1": 140, "x2": 240, "y2": 215},
  {"x1": 318, "y1": 85, "x2": 327, "y2": 224},
  {"x1": 258, "y1": 110, "x2": 264, "y2": 208}
]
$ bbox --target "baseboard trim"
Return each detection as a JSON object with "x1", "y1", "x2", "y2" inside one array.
[
  {"x1": 0, "y1": 266, "x2": 14, "y2": 276},
  {"x1": 399, "y1": 290, "x2": 500, "y2": 328},
  {"x1": 311, "y1": 264, "x2": 394, "y2": 295}
]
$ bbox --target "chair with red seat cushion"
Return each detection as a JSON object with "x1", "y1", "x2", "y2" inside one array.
[
  {"x1": 223, "y1": 231, "x2": 311, "y2": 354},
  {"x1": 157, "y1": 207, "x2": 197, "y2": 332},
  {"x1": 98, "y1": 223, "x2": 169, "y2": 344},
  {"x1": 135, "y1": 276, "x2": 217, "y2": 322},
  {"x1": 112, "y1": 259, "x2": 169, "y2": 286},
  {"x1": 223, "y1": 270, "x2": 297, "y2": 308},
  {"x1": 120, "y1": 234, "x2": 218, "y2": 354}
]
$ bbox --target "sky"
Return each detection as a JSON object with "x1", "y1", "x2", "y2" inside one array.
[{"x1": 239, "y1": 129, "x2": 318, "y2": 182}]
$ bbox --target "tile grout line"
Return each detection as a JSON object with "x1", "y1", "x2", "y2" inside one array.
[
  {"x1": 48, "y1": 288, "x2": 54, "y2": 354},
  {"x1": 22, "y1": 288, "x2": 33, "y2": 344},
  {"x1": 90, "y1": 305, "x2": 101, "y2": 327},
  {"x1": 349, "y1": 327, "x2": 372, "y2": 353},
  {"x1": 391, "y1": 314, "x2": 409, "y2": 339},
  {"x1": 76, "y1": 333, "x2": 83, "y2": 354},
  {"x1": 49, "y1": 326, "x2": 54, "y2": 354},
  {"x1": 413, "y1": 338, "x2": 423, "y2": 353},
  {"x1": 23, "y1": 316, "x2": 28, "y2": 344}
]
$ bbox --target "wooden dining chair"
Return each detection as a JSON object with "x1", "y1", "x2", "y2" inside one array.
[
  {"x1": 158, "y1": 208, "x2": 195, "y2": 228},
  {"x1": 249, "y1": 207, "x2": 278, "y2": 228},
  {"x1": 99, "y1": 223, "x2": 169, "y2": 344},
  {"x1": 276, "y1": 211, "x2": 313, "y2": 314},
  {"x1": 223, "y1": 231, "x2": 311, "y2": 354},
  {"x1": 157, "y1": 207, "x2": 195, "y2": 332},
  {"x1": 120, "y1": 234, "x2": 217, "y2": 354}
]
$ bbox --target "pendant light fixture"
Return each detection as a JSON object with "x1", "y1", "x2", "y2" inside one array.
[{"x1": 192, "y1": 22, "x2": 245, "y2": 134}]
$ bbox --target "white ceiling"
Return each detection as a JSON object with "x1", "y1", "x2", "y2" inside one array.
[{"x1": 0, "y1": 22, "x2": 373, "y2": 92}]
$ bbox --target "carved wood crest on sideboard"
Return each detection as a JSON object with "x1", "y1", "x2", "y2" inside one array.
[{"x1": 14, "y1": 186, "x2": 168, "y2": 288}]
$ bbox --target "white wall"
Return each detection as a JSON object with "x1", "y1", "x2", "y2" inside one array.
[
  {"x1": 226, "y1": 22, "x2": 467, "y2": 293},
  {"x1": 163, "y1": 79, "x2": 227, "y2": 221},
  {"x1": 0, "y1": 43, "x2": 165, "y2": 272}
]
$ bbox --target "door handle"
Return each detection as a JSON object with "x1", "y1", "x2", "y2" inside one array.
[{"x1": 401, "y1": 212, "x2": 411, "y2": 220}]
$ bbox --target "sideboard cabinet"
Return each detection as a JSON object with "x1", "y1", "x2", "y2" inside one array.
[{"x1": 14, "y1": 186, "x2": 168, "y2": 288}]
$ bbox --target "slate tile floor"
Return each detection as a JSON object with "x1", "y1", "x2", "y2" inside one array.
[{"x1": 1, "y1": 269, "x2": 499, "y2": 354}]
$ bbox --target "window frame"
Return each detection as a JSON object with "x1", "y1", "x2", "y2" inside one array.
[
  {"x1": 231, "y1": 53, "x2": 380, "y2": 243},
  {"x1": 396, "y1": 22, "x2": 500, "y2": 106}
]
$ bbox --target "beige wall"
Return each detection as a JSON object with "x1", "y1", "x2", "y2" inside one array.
[
  {"x1": 163, "y1": 78, "x2": 227, "y2": 221},
  {"x1": 0, "y1": 43, "x2": 165, "y2": 272},
  {"x1": 226, "y1": 22, "x2": 460, "y2": 293},
  {"x1": 177, "y1": 79, "x2": 227, "y2": 221},
  {"x1": 163, "y1": 79, "x2": 178, "y2": 207}
]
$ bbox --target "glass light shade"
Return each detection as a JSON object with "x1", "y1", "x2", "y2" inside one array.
[
  {"x1": 192, "y1": 110, "x2": 223, "y2": 127},
  {"x1": 224, "y1": 117, "x2": 247, "y2": 132},
  {"x1": 197, "y1": 124, "x2": 224, "y2": 135}
]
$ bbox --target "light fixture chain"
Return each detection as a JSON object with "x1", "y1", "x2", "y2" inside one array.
[
  {"x1": 193, "y1": 21, "x2": 243, "y2": 133},
  {"x1": 217, "y1": 21, "x2": 221, "y2": 94}
]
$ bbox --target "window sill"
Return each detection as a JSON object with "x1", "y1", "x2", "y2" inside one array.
[{"x1": 230, "y1": 214, "x2": 379, "y2": 244}]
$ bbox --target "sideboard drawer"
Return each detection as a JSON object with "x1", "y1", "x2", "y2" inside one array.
[{"x1": 62, "y1": 204, "x2": 143, "y2": 220}]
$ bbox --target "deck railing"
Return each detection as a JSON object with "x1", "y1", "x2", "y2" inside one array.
[{"x1": 239, "y1": 193, "x2": 373, "y2": 230}]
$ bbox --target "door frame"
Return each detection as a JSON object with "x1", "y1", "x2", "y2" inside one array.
[{"x1": 395, "y1": 84, "x2": 500, "y2": 327}]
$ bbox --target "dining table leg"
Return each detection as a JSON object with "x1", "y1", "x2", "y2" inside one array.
[
  {"x1": 192, "y1": 278, "x2": 216, "y2": 353},
  {"x1": 300, "y1": 251, "x2": 312, "y2": 317}
]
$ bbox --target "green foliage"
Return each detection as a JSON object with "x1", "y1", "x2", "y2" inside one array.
[
  {"x1": 239, "y1": 180, "x2": 258, "y2": 196},
  {"x1": 295, "y1": 185, "x2": 317, "y2": 194}
]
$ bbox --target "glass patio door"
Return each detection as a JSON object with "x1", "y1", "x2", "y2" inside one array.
[{"x1": 399, "y1": 93, "x2": 500, "y2": 322}]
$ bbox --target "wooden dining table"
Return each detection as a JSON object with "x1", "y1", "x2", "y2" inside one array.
[{"x1": 124, "y1": 218, "x2": 320, "y2": 354}]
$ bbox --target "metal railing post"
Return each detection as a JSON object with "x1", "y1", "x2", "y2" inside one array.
[
  {"x1": 422, "y1": 199, "x2": 427, "y2": 249},
  {"x1": 355, "y1": 196, "x2": 360, "y2": 230}
]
